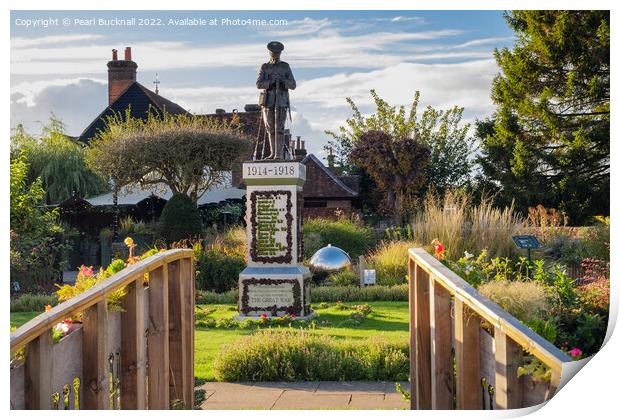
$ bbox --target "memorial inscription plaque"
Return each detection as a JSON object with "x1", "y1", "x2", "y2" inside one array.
[
  {"x1": 249, "y1": 190, "x2": 293, "y2": 263},
  {"x1": 238, "y1": 161, "x2": 313, "y2": 319}
]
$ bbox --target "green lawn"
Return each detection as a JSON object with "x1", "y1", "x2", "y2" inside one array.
[
  {"x1": 195, "y1": 301, "x2": 409, "y2": 380},
  {"x1": 10, "y1": 311, "x2": 39, "y2": 330},
  {"x1": 11, "y1": 301, "x2": 410, "y2": 381}
]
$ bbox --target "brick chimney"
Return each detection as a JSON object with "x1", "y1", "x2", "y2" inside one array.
[
  {"x1": 294, "y1": 136, "x2": 307, "y2": 160},
  {"x1": 107, "y1": 47, "x2": 137, "y2": 105}
]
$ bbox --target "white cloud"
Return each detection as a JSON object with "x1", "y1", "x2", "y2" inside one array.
[
  {"x1": 11, "y1": 34, "x2": 105, "y2": 48},
  {"x1": 11, "y1": 29, "x2": 469, "y2": 75},
  {"x1": 11, "y1": 77, "x2": 106, "y2": 106},
  {"x1": 11, "y1": 79, "x2": 108, "y2": 136},
  {"x1": 295, "y1": 59, "x2": 498, "y2": 113},
  {"x1": 264, "y1": 17, "x2": 333, "y2": 37},
  {"x1": 390, "y1": 16, "x2": 425, "y2": 24}
]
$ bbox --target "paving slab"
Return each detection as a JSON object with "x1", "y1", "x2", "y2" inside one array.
[
  {"x1": 349, "y1": 394, "x2": 408, "y2": 410},
  {"x1": 205, "y1": 389, "x2": 283, "y2": 404},
  {"x1": 251, "y1": 381, "x2": 320, "y2": 391},
  {"x1": 198, "y1": 381, "x2": 411, "y2": 410},
  {"x1": 273, "y1": 393, "x2": 352, "y2": 410},
  {"x1": 315, "y1": 381, "x2": 387, "y2": 394}
]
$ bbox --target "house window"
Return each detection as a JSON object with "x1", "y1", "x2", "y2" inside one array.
[{"x1": 305, "y1": 201, "x2": 327, "y2": 208}]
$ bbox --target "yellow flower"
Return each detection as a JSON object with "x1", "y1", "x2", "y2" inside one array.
[
  {"x1": 124, "y1": 237, "x2": 134, "y2": 247},
  {"x1": 45, "y1": 304, "x2": 52, "y2": 312}
]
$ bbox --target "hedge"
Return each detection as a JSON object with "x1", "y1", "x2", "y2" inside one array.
[{"x1": 213, "y1": 329, "x2": 409, "y2": 381}]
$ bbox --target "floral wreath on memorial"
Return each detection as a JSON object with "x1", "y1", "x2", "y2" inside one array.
[
  {"x1": 240, "y1": 278, "x2": 302, "y2": 315},
  {"x1": 249, "y1": 190, "x2": 294, "y2": 264}
]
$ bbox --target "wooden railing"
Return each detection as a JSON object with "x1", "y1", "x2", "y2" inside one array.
[
  {"x1": 10, "y1": 249, "x2": 195, "y2": 410},
  {"x1": 408, "y1": 248, "x2": 571, "y2": 410}
]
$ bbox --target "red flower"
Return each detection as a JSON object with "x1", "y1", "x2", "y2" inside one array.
[
  {"x1": 432, "y1": 239, "x2": 445, "y2": 260},
  {"x1": 260, "y1": 313, "x2": 267, "y2": 318}
]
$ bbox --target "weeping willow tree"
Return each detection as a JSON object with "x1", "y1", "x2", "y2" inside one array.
[{"x1": 11, "y1": 116, "x2": 109, "y2": 204}]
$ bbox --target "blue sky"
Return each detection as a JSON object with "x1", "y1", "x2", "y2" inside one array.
[{"x1": 11, "y1": 10, "x2": 514, "y2": 158}]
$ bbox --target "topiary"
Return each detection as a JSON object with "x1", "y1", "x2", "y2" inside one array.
[{"x1": 159, "y1": 193, "x2": 202, "y2": 243}]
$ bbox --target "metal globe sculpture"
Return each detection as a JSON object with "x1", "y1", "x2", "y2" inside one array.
[{"x1": 308, "y1": 244, "x2": 352, "y2": 272}]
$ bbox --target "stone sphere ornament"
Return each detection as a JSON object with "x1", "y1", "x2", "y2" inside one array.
[{"x1": 308, "y1": 244, "x2": 352, "y2": 272}]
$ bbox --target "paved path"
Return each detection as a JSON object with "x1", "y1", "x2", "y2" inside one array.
[{"x1": 198, "y1": 381, "x2": 410, "y2": 410}]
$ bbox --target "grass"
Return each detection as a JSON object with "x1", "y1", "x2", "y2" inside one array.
[
  {"x1": 11, "y1": 301, "x2": 410, "y2": 381},
  {"x1": 195, "y1": 301, "x2": 409, "y2": 380},
  {"x1": 10, "y1": 311, "x2": 40, "y2": 330}
]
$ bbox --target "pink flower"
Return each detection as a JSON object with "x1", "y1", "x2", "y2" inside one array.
[
  {"x1": 290, "y1": 314, "x2": 296, "y2": 320},
  {"x1": 569, "y1": 348, "x2": 583, "y2": 358},
  {"x1": 79, "y1": 265, "x2": 94, "y2": 277},
  {"x1": 260, "y1": 313, "x2": 267, "y2": 319},
  {"x1": 31, "y1": 246, "x2": 39, "y2": 254}
]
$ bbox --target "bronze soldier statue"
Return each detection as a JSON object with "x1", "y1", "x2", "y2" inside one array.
[{"x1": 256, "y1": 41, "x2": 296, "y2": 160}]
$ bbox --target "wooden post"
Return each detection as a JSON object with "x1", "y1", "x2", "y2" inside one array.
[
  {"x1": 408, "y1": 257, "x2": 416, "y2": 410},
  {"x1": 181, "y1": 257, "x2": 194, "y2": 409},
  {"x1": 414, "y1": 264, "x2": 432, "y2": 409},
  {"x1": 25, "y1": 330, "x2": 53, "y2": 409},
  {"x1": 494, "y1": 328, "x2": 522, "y2": 409},
  {"x1": 148, "y1": 265, "x2": 170, "y2": 409},
  {"x1": 168, "y1": 261, "x2": 187, "y2": 407},
  {"x1": 82, "y1": 301, "x2": 109, "y2": 409},
  {"x1": 454, "y1": 298, "x2": 481, "y2": 409},
  {"x1": 429, "y1": 280, "x2": 453, "y2": 409},
  {"x1": 121, "y1": 280, "x2": 146, "y2": 409},
  {"x1": 359, "y1": 256, "x2": 366, "y2": 287}
]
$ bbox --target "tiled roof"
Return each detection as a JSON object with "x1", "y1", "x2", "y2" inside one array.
[
  {"x1": 301, "y1": 154, "x2": 358, "y2": 198},
  {"x1": 77, "y1": 82, "x2": 187, "y2": 142}
]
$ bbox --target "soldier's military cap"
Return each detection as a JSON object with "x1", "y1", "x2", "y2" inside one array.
[{"x1": 267, "y1": 41, "x2": 284, "y2": 53}]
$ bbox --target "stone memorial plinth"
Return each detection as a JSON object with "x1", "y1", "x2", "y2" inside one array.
[{"x1": 237, "y1": 161, "x2": 313, "y2": 319}]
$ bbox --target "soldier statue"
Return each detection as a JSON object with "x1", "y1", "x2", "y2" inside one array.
[{"x1": 256, "y1": 41, "x2": 296, "y2": 160}]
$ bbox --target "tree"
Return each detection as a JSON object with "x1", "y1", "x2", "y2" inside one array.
[
  {"x1": 10, "y1": 154, "x2": 59, "y2": 236},
  {"x1": 11, "y1": 116, "x2": 108, "y2": 204},
  {"x1": 10, "y1": 154, "x2": 66, "y2": 292},
  {"x1": 350, "y1": 130, "x2": 431, "y2": 224},
  {"x1": 326, "y1": 90, "x2": 474, "y2": 196},
  {"x1": 86, "y1": 111, "x2": 251, "y2": 203},
  {"x1": 478, "y1": 11, "x2": 610, "y2": 224},
  {"x1": 158, "y1": 193, "x2": 203, "y2": 242}
]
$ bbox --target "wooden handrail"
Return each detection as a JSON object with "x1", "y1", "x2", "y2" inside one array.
[
  {"x1": 409, "y1": 248, "x2": 571, "y2": 371},
  {"x1": 408, "y1": 248, "x2": 571, "y2": 410},
  {"x1": 10, "y1": 248, "x2": 195, "y2": 410},
  {"x1": 10, "y1": 248, "x2": 193, "y2": 353}
]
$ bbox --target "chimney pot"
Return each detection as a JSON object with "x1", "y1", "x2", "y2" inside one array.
[
  {"x1": 124, "y1": 47, "x2": 132, "y2": 61},
  {"x1": 112, "y1": 49, "x2": 118, "y2": 60},
  {"x1": 301, "y1": 140, "x2": 305, "y2": 149}
]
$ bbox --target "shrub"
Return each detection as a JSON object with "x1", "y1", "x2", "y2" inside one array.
[
  {"x1": 195, "y1": 289, "x2": 238, "y2": 305},
  {"x1": 368, "y1": 240, "x2": 419, "y2": 285},
  {"x1": 158, "y1": 193, "x2": 202, "y2": 243},
  {"x1": 10, "y1": 293, "x2": 58, "y2": 312},
  {"x1": 478, "y1": 280, "x2": 550, "y2": 322},
  {"x1": 195, "y1": 244, "x2": 245, "y2": 293},
  {"x1": 328, "y1": 270, "x2": 359, "y2": 287},
  {"x1": 303, "y1": 218, "x2": 374, "y2": 259},
  {"x1": 311, "y1": 284, "x2": 408, "y2": 302},
  {"x1": 213, "y1": 329, "x2": 409, "y2": 381}
]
